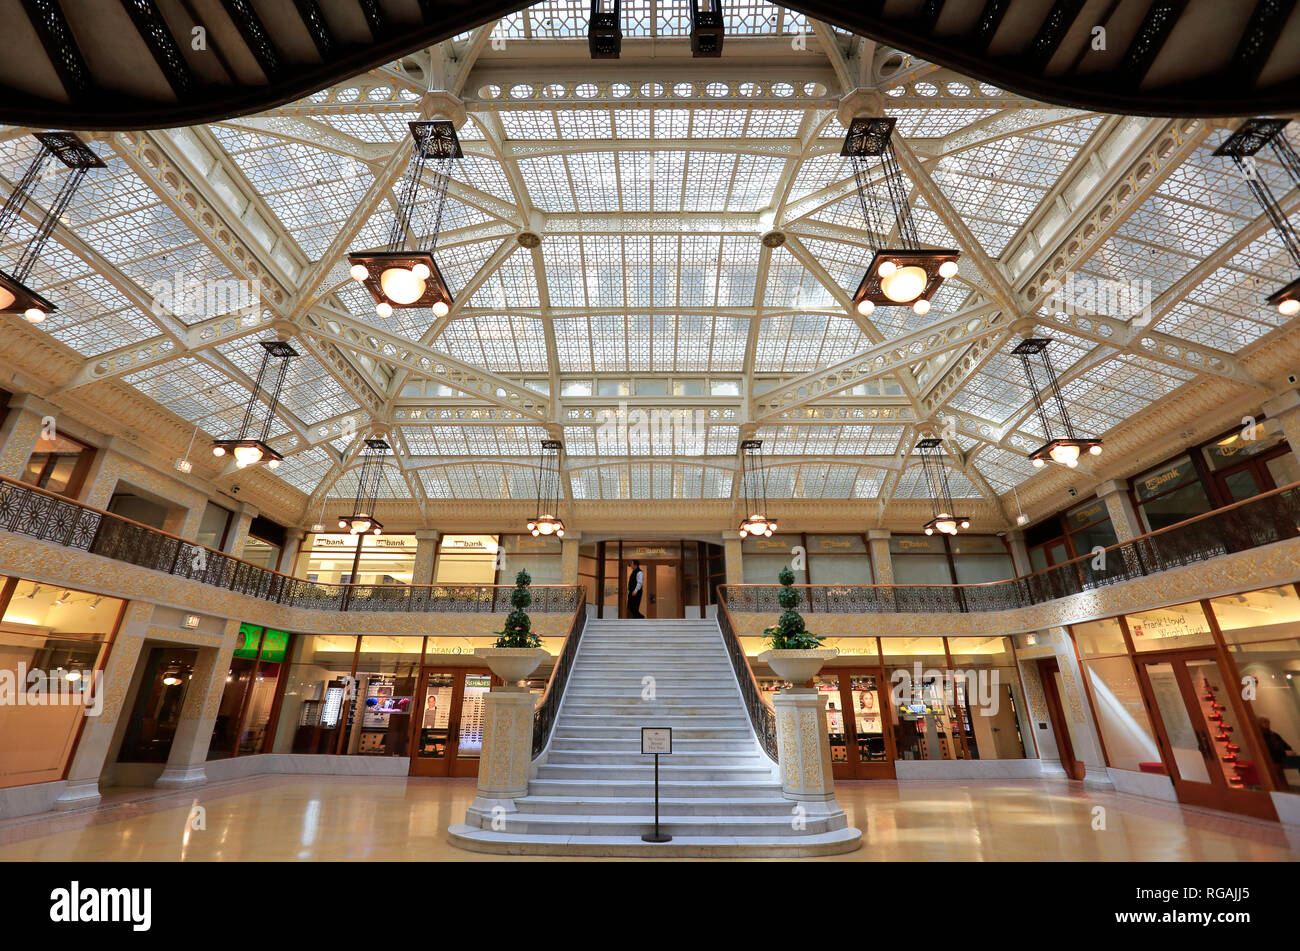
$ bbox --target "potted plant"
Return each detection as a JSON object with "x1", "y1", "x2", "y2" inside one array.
[
  {"x1": 756, "y1": 567, "x2": 838, "y2": 686},
  {"x1": 475, "y1": 569, "x2": 549, "y2": 685}
]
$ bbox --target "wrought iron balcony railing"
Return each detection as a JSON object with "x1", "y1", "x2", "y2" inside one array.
[
  {"x1": 721, "y1": 481, "x2": 1300, "y2": 615},
  {"x1": 716, "y1": 595, "x2": 778, "y2": 761},
  {"x1": 0, "y1": 475, "x2": 582, "y2": 614}
]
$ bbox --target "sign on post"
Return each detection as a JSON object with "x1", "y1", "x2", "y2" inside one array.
[{"x1": 641, "y1": 726, "x2": 672, "y2": 843}]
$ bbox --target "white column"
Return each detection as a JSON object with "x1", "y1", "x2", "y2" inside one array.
[
  {"x1": 868, "y1": 528, "x2": 892, "y2": 585},
  {"x1": 226, "y1": 504, "x2": 258, "y2": 557},
  {"x1": 0, "y1": 394, "x2": 56, "y2": 481},
  {"x1": 1096, "y1": 478, "x2": 1142, "y2": 542},
  {"x1": 412, "y1": 528, "x2": 439, "y2": 586},
  {"x1": 772, "y1": 688, "x2": 836, "y2": 801},
  {"x1": 1007, "y1": 530, "x2": 1032, "y2": 576},
  {"x1": 470, "y1": 686, "x2": 536, "y2": 811}
]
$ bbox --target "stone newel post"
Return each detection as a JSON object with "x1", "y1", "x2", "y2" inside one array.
[
  {"x1": 771, "y1": 687, "x2": 836, "y2": 801},
  {"x1": 474, "y1": 685, "x2": 536, "y2": 804}
]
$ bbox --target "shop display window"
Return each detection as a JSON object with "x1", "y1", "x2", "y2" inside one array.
[
  {"x1": 1072, "y1": 617, "x2": 1128, "y2": 657},
  {"x1": 1125, "y1": 602, "x2": 1214, "y2": 652},
  {"x1": 271, "y1": 634, "x2": 359, "y2": 755},
  {"x1": 0, "y1": 578, "x2": 118, "y2": 789},
  {"x1": 501, "y1": 534, "x2": 562, "y2": 585},
  {"x1": 1132, "y1": 455, "x2": 1212, "y2": 533},
  {"x1": 20, "y1": 431, "x2": 93, "y2": 498},
  {"x1": 435, "y1": 534, "x2": 500, "y2": 584},
  {"x1": 1081, "y1": 655, "x2": 1160, "y2": 772},
  {"x1": 805, "y1": 535, "x2": 873, "y2": 585}
]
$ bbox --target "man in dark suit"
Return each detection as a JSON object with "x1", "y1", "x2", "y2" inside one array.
[{"x1": 626, "y1": 560, "x2": 645, "y2": 619}]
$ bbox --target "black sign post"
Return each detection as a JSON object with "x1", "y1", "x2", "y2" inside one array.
[{"x1": 641, "y1": 726, "x2": 672, "y2": 843}]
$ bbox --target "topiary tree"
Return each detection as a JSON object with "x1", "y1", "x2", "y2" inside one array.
[
  {"x1": 494, "y1": 568, "x2": 542, "y2": 648},
  {"x1": 762, "y1": 567, "x2": 824, "y2": 650}
]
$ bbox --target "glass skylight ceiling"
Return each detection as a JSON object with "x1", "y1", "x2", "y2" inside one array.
[{"x1": 2, "y1": 3, "x2": 1295, "y2": 513}]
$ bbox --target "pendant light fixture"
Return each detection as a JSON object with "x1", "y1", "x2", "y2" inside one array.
[
  {"x1": 589, "y1": 0, "x2": 622, "y2": 58},
  {"x1": 348, "y1": 121, "x2": 459, "y2": 321},
  {"x1": 841, "y1": 117, "x2": 960, "y2": 317},
  {"x1": 338, "y1": 439, "x2": 389, "y2": 536},
  {"x1": 0, "y1": 133, "x2": 105, "y2": 323},
  {"x1": 211, "y1": 341, "x2": 297, "y2": 469},
  {"x1": 1213, "y1": 119, "x2": 1300, "y2": 317},
  {"x1": 527, "y1": 440, "x2": 565, "y2": 537},
  {"x1": 737, "y1": 439, "x2": 778, "y2": 538},
  {"x1": 916, "y1": 438, "x2": 970, "y2": 536},
  {"x1": 1011, "y1": 337, "x2": 1102, "y2": 469},
  {"x1": 689, "y1": 0, "x2": 724, "y2": 56}
]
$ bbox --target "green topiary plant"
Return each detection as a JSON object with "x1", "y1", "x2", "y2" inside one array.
[
  {"x1": 762, "y1": 566, "x2": 824, "y2": 650},
  {"x1": 494, "y1": 569, "x2": 542, "y2": 648}
]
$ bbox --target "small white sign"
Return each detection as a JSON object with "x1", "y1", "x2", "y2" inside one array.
[{"x1": 641, "y1": 727, "x2": 672, "y2": 755}]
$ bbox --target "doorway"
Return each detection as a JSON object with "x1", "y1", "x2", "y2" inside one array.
[
  {"x1": 117, "y1": 647, "x2": 198, "y2": 763},
  {"x1": 408, "y1": 668, "x2": 492, "y2": 777},
  {"x1": 618, "y1": 558, "x2": 681, "y2": 618},
  {"x1": 817, "y1": 668, "x2": 897, "y2": 779},
  {"x1": 1038, "y1": 658, "x2": 1086, "y2": 780},
  {"x1": 1135, "y1": 649, "x2": 1277, "y2": 820}
]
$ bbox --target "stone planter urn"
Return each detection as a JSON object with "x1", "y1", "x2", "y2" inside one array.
[
  {"x1": 758, "y1": 648, "x2": 839, "y2": 686},
  {"x1": 474, "y1": 647, "x2": 549, "y2": 685}
]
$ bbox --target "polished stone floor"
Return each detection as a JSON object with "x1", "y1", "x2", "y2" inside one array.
[{"x1": 0, "y1": 775, "x2": 1297, "y2": 861}]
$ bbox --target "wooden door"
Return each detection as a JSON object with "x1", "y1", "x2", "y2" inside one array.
[
  {"x1": 1135, "y1": 649, "x2": 1277, "y2": 820},
  {"x1": 408, "y1": 668, "x2": 491, "y2": 777},
  {"x1": 1038, "y1": 658, "x2": 1086, "y2": 780},
  {"x1": 821, "y1": 669, "x2": 897, "y2": 779}
]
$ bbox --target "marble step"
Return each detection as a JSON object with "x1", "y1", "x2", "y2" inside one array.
[
  {"x1": 554, "y1": 715, "x2": 749, "y2": 729},
  {"x1": 447, "y1": 824, "x2": 863, "y2": 858},
  {"x1": 535, "y1": 763, "x2": 774, "y2": 782},
  {"x1": 564, "y1": 687, "x2": 741, "y2": 698},
  {"x1": 546, "y1": 750, "x2": 771, "y2": 766},
  {"x1": 527, "y1": 778, "x2": 783, "y2": 799},
  {"x1": 562, "y1": 699, "x2": 739, "y2": 710},
  {"x1": 512, "y1": 796, "x2": 797, "y2": 817},
  {"x1": 548, "y1": 737, "x2": 757, "y2": 752},
  {"x1": 473, "y1": 813, "x2": 842, "y2": 837},
  {"x1": 552, "y1": 726, "x2": 755, "y2": 740}
]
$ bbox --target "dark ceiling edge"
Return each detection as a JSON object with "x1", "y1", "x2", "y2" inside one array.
[{"x1": 0, "y1": 1, "x2": 1299, "y2": 130}]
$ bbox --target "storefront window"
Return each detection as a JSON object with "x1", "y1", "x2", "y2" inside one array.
[
  {"x1": 1081, "y1": 655, "x2": 1160, "y2": 772},
  {"x1": 806, "y1": 535, "x2": 872, "y2": 585},
  {"x1": 881, "y1": 636, "x2": 962, "y2": 760},
  {"x1": 889, "y1": 535, "x2": 953, "y2": 585},
  {"x1": 502, "y1": 534, "x2": 562, "y2": 585},
  {"x1": 0, "y1": 579, "x2": 119, "y2": 789},
  {"x1": 435, "y1": 534, "x2": 500, "y2": 583},
  {"x1": 948, "y1": 535, "x2": 1015, "y2": 584},
  {"x1": 946, "y1": 636, "x2": 1026, "y2": 759},
  {"x1": 742, "y1": 535, "x2": 802, "y2": 584},
  {"x1": 242, "y1": 536, "x2": 279, "y2": 570},
  {"x1": 195, "y1": 502, "x2": 232, "y2": 550},
  {"x1": 355, "y1": 534, "x2": 417, "y2": 585},
  {"x1": 209, "y1": 625, "x2": 289, "y2": 760},
  {"x1": 295, "y1": 533, "x2": 360, "y2": 584},
  {"x1": 1125, "y1": 602, "x2": 1214, "y2": 652},
  {"x1": 271, "y1": 634, "x2": 358, "y2": 755},
  {"x1": 1132, "y1": 455, "x2": 1212, "y2": 532},
  {"x1": 1209, "y1": 586, "x2": 1300, "y2": 791},
  {"x1": 21, "y1": 431, "x2": 93, "y2": 498},
  {"x1": 1072, "y1": 618, "x2": 1128, "y2": 657},
  {"x1": 1062, "y1": 498, "x2": 1119, "y2": 560}
]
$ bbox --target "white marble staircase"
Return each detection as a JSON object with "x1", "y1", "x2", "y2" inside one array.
[{"x1": 449, "y1": 618, "x2": 861, "y2": 856}]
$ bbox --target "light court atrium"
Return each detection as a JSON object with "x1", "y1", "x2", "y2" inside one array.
[{"x1": 1, "y1": 0, "x2": 1300, "y2": 887}]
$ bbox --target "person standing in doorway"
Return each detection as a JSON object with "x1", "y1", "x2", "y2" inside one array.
[{"x1": 627, "y1": 560, "x2": 645, "y2": 619}]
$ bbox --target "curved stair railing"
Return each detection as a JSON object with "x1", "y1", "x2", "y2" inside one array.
[
  {"x1": 716, "y1": 597, "x2": 779, "y2": 762},
  {"x1": 532, "y1": 601, "x2": 588, "y2": 758}
]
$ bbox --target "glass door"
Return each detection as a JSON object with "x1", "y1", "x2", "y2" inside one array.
[
  {"x1": 1136, "y1": 650, "x2": 1277, "y2": 820},
  {"x1": 409, "y1": 668, "x2": 491, "y2": 777},
  {"x1": 816, "y1": 669, "x2": 897, "y2": 779}
]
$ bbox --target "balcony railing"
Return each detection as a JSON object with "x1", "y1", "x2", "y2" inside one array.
[
  {"x1": 716, "y1": 594, "x2": 778, "y2": 761},
  {"x1": 721, "y1": 481, "x2": 1300, "y2": 615},
  {"x1": 533, "y1": 605, "x2": 588, "y2": 757},
  {"x1": 3, "y1": 471, "x2": 1298, "y2": 618},
  {"x1": 0, "y1": 475, "x2": 582, "y2": 614}
]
